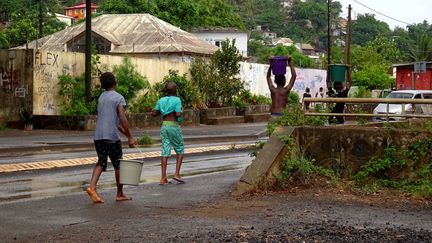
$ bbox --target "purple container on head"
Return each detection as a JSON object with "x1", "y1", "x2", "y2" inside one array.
[{"x1": 270, "y1": 56, "x2": 288, "y2": 75}]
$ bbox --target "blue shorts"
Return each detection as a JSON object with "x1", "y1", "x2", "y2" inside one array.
[{"x1": 160, "y1": 121, "x2": 184, "y2": 157}]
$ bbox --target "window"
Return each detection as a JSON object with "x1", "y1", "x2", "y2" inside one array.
[
  {"x1": 69, "y1": 10, "x2": 72, "y2": 15},
  {"x1": 80, "y1": 9, "x2": 84, "y2": 14},
  {"x1": 75, "y1": 9, "x2": 78, "y2": 14},
  {"x1": 215, "y1": 41, "x2": 221, "y2": 47},
  {"x1": 423, "y1": 94, "x2": 432, "y2": 99},
  {"x1": 414, "y1": 94, "x2": 422, "y2": 99}
]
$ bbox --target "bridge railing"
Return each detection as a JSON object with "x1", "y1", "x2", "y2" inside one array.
[{"x1": 302, "y1": 97, "x2": 432, "y2": 122}]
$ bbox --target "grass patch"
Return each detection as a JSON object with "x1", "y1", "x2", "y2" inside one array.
[
  {"x1": 0, "y1": 123, "x2": 7, "y2": 131},
  {"x1": 136, "y1": 133, "x2": 155, "y2": 146}
]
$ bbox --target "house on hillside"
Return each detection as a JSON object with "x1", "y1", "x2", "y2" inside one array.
[
  {"x1": 19, "y1": 14, "x2": 218, "y2": 58},
  {"x1": 190, "y1": 27, "x2": 248, "y2": 57},
  {"x1": 55, "y1": 13, "x2": 75, "y2": 26},
  {"x1": 393, "y1": 62, "x2": 432, "y2": 90},
  {"x1": 64, "y1": 3, "x2": 98, "y2": 20},
  {"x1": 271, "y1": 37, "x2": 294, "y2": 47}
]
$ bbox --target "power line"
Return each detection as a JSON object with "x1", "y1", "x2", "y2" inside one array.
[{"x1": 353, "y1": 0, "x2": 412, "y2": 26}]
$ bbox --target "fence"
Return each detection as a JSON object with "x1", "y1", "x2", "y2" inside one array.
[{"x1": 303, "y1": 97, "x2": 432, "y2": 122}]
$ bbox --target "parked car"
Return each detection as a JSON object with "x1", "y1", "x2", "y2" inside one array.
[{"x1": 372, "y1": 90, "x2": 432, "y2": 121}]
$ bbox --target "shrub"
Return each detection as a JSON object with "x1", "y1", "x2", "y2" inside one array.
[
  {"x1": 112, "y1": 56, "x2": 150, "y2": 102},
  {"x1": 58, "y1": 75, "x2": 102, "y2": 115},
  {"x1": 136, "y1": 133, "x2": 155, "y2": 146},
  {"x1": 190, "y1": 39, "x2": 244, "y2": 108},
  {"x1": 155, "y1": 70, "x2": 201, "y2": 109},
  {"x1": 129, "y1": 88, "x2": 159, "y2": 113},
  {"x1": 233, "y1": 89, "x2": 271, "y2": 108}
]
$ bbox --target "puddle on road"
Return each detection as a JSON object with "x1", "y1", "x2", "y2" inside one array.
[{"x1": 0, "y1": 164, "x2": 245, "y2": 204}]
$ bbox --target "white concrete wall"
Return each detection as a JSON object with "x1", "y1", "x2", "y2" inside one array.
[
  {"x1": 193, "y1": 32, "x2": 248, "y2": 57},
  {"x1": 239, "y1": 62, "x2": 328, "y2": 100},
  {"x1": 32, "y1": 50, "x2": 195, "y2": 115}
]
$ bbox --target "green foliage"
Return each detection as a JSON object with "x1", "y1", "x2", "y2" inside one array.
[
  {"x1": 258, "y1": 44, "x2": 314, "y2": 68},
  {"x1": 403, "y1": 137, "x2": 432, "y2": 163},
  {"x1": 100, "y1": 0, "x2": 246, "y2": 31},
  {"x1": 351, "y1": 13, "x2": 391, "y2": 46},
  {"x1": 155, "y1": 70, "x2": 201, "y2": 109},
  {"x1": 352, "y1": 86, "x2": 372, "y2": 98},
  {"x1": 233, "y1": 89, "x2": 271, "y2": 108},
  {"x1": 288, "y1": 92, "x2": 300, "y2": 105},
  {"x1": 367, "y1": 36, "x2": 404, "y2": 63},
  {"x1": 190, "y1": 40, "x2": 244, "y2": 108},
  {"x1": 267, "y1": 102, "x2": 328, "y2": 135},
  {"x1": 136, "y1": 133, "x2": 155, "y2": 146},
  {"x1": 112, "y1": 56, "x2": 150, "y2": 102},
  {"x1": 129, "y1": 88, "x2": 159, "y2": 113},
  {"x1": 0, "y1": 0, "x2": 66, "y2": 48},
  {"x1": 306, "y1": 104, "x2": 329, "y2": 126},
  {"x1": 408, "y1": 33, "x2": 432, "y2": 61},
  {"x1": 58, "y1": 75, "x2": 101, "y2": 116},
  {"x1": 249, "y1": 140, "x2": 266, "y2": 158},
  {"x1": 354, "y1": 145, "x2": 405, "y2": 181},
  {"x1": 281, "y1": 156, "x2": 337, "y2": 185},
  {"x1": 0, "y1": 123, "x2": 7, "y2": 131},
  {"x1": 352, "y1": 65, "x2": 394, "y2": 90}
]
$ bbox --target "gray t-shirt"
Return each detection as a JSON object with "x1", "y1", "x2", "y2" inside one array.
[{"x1": 94, "y1": 90, "x2": 126, "y2": 141}]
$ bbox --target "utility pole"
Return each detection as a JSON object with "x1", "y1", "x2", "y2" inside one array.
[
  {"x1": 38, "y1": 0, "x2": 43, "y2": 39},
  {"x1": 327, "y1": 0, "x2": 332, "y2": 85},
  {"x1": 344, "y1": 4, "x2": 352, "y2": 65},
  {"x1": 85, "y1": 0, "x2": 92, "y2": 102}
]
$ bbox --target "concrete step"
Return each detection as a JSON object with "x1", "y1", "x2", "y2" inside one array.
[
  {"x1": 206, "y1": 116, "x2": 245, "y2": 125},
  {"x1": 244, "y1": 113, "x2": 271, "y2": 123}
]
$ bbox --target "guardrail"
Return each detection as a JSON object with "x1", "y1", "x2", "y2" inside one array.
[{"x1": 302, "y1": 97, "x2": 432, "y2": 122}]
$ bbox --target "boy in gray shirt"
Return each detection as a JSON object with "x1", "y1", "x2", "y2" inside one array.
[{"x1": 86, "y1": 72, "x2": 136, "y2": 203}]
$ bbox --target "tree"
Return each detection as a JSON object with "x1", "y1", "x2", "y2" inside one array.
[
  {"x1": 258, "y1": 44, "x2": 314, "y2": 68},
  {"x1": 0, "y1": 0, "x2": 66, "y2": 48},
  {"x1": 350, "y1": 45, "x2": 393, "y2": 90},
  {"x1": 190, "y1": 39, "x2": 244, "y2": 108},
  {"x1": 100, "y1": 0, "x2": 246, "y2": 31},
  {"x1": 408, "y1": 33, "x2": 432, "y2": 61},
  {"x1": 367, "y1": 36, "x2": 403, "y2": 63},
  {"x1": 351, "y1": 14, "x2": 391, "y2": 46}
]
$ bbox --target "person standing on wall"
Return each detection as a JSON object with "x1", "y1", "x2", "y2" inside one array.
[{"x1": 266, "y1": 56, "x2": 297, "y2": 117}]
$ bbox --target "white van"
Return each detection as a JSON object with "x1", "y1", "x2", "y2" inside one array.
[{"x1": 372, "y1": 90, "x2": 432, "y2": 121}]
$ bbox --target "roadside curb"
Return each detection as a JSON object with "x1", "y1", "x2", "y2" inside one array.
[
  {"x1": 0, "y1": 143, "x2": 256, "y2": 173},
  {"x1": 0, "y1": 134, "x2": 261, "y2": 156}
]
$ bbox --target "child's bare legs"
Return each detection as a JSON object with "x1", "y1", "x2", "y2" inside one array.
[
  {"x1": 160, "y1": 156, "x2": 169, "y2": 184},
  {"x1": 115, "y1": 169, "x2": 131, "y2": 201},
  {"x1": 174, "y1": 153, "x2": 184, "y2": 180},
  {"x1": 86, "y1": 164, "x2": 104, "y2": 203},
  {"x1": 89, "y1": 164, "x2": 103, "y2": 190}
]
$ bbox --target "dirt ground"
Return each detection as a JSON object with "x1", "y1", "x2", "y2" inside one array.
[{"x1": 24, "y1": 186, "x2": 432, "y2": 243}]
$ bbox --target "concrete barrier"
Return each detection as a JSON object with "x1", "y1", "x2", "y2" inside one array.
[{"x1": 234, "y1": 121, "x2": 432, "y2": 195}]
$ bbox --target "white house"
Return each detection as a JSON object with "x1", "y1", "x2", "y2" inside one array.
[
  {"x1": 55, "y1": 13, "x2": 75, "y2": 26},
  {"x1": 190, "y1": 27, "x2": 248, "y2": 57}
]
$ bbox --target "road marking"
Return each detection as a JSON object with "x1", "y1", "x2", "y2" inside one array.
[{"x1": 0, "y1": 144, "x2": 255, "y2": 173}]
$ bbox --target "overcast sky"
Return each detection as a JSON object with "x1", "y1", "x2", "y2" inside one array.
[{"x1": 335, "y1": 0, "x2": 432, "y2": 29}]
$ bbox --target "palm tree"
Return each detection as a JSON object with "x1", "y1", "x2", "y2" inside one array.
[{"x1": 408, "y1": 33, "x2": 432, "y2": 61}]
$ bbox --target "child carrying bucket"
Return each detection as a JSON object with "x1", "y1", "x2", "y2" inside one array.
[
  {"x1": 86, "y1": 72, "x2": 136, "y2": 204},
  {"x1": 152, "y1": 82, "x2": 185, "y2": 185},
  {"x1": 266, "y1": 55, "x2": 297, "y2": 117},
  {"x1": 327, "y1": 64, "x2": 352, "y2": 124}
]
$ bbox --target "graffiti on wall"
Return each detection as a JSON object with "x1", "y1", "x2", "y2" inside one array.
[
  {"x1": 0, "y1": 68, "x2": 28, "y2": 97},
  {"x1": 239, "y1": 62, "x2": 327, "y2": 100},
  {"x1": 34, "y1": 51, "x2": 60, "y2": 114}
]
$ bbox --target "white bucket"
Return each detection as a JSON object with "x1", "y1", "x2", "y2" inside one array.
[{"x1": 119, "y1": 159, "x2": 144, "y2": 186}]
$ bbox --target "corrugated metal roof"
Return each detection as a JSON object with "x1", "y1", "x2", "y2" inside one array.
[{"x1": 17, "y1": 14, "x2": 218, "y2": 55}]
